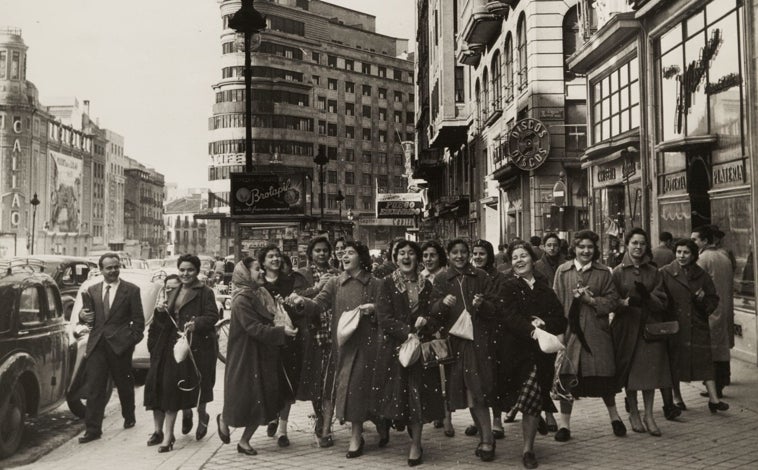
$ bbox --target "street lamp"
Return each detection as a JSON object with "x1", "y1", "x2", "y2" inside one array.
[
  {"x1": 30, "y1": 193, "x2": 40, "y2": 255},
  {"x1": 313, "y1": 145, "x2": 328, "y2": 222},
  {"x1": 229, "y1": 0, "x2": 267, "y2": 174},
  {"x1": 336, "y1": 190, "x2": 345, "y2": 234},
  {"x1": 347, "y1": 208, "x2": 355, "y2": 240}
]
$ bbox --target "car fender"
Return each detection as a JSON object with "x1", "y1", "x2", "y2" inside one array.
[{"x1": 0, "y1": 353, "x2": 40, "y2": 415}]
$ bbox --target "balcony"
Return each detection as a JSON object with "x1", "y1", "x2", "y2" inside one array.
[
  {"x1": 485, "y1": 1, "x2": 516, "y2": 17},
  {"x1": 567, "y1": 12, "x2": 639, "y2": 75},
  {"x1": 460, "y1": 0, "x2": 503, "y2": 47},
  {"x1": 456, "y1": 43, "x2": 482, "y2": 67}
]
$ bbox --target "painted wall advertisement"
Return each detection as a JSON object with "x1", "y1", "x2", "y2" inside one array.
[
  {"x1": 230, "y1": 172, "x2": 306, "y2": 216},
  {"x1": 49, "y1": 150, "x2": 82, "y2": 233}
]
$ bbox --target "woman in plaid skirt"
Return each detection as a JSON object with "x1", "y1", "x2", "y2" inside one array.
[{"x1": 497, "y1": 241, "x2": 567, "y2": 469}]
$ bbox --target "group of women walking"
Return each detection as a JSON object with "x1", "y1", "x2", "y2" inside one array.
[{"x1": 143, "y1": 227, "x2": 730, "y2": 468}]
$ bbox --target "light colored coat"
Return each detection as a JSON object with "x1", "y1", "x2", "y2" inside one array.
[{"x1": 697, "y1": 247, "x2": 734, "y2": 361}]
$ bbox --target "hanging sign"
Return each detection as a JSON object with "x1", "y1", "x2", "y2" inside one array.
[{"x1": 507, "y1": 118, "x2": 551, "y2": 171}]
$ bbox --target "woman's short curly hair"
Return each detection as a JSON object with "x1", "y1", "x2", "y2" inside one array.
[
  {"x1": 420, "y1": 240, "x2": 447, "y2": 267},
  {"x1": 674, "y1": 238, "x2": 700, "y2": 263},
  {"x1": 446, "y1": 238, "x2": 470, "y2": 255},
  {"x1": 571, "y1": 230, "x2": 601, "y2": 261},
  {"x1": 177, "y1": 253, "x2": 200, "y2": 271},
  {"x1": 306, "y1": 236, "x2": 332, "y2": 262},
  {"x1": 257, "y1": 244, "x2": 281, "y2": 270},
  {"x1": 506, "y1": 240, "x2": 540, "y2": 263},
  {"x1": 392, "y1": 240, "x2": 422, "y2": 263},
  {"x1": 344, "y1": 240, "x2": 373, "y2": 272}
]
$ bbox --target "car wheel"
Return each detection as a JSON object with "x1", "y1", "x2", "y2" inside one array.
[
  {"x1": 67, "y1": 364, "x2": 114, "y2": 419},
  {"x1": 0, "y1": 382, "x2": 26, "y2": 459},
  {"x1": 216, "y1": 318, "x2": 230, "y2": 364}
]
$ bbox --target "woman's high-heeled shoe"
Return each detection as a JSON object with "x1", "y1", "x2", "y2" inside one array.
[
  {"x1": 196, "y1": 412, "x2": 210, "y2": 441},
  {"x1": 708, "y1": 401, "x2": 729, "y2": 413},
  {"x1": 237, "y1": 443, "x2": 258, "y2": 455},
  {"x1": 642, "y1": 416, "x2": 661, "y2": 436},
  {"x1": 346, "y1": 437, "x2": 365, "y2": 459},
  {"x1": 217, "y1": 414, "x2": 230, "y2": 444},
  {"x1": 629, "y1": 413, "x2": 646, "y2": 433},
  {"x1": 477, "y1": 441, "x2": 495, "y2": 462},
  {"x1": 408, "y1": 447, "x2": 423, "y2": 467},
  {"x1": 147, "y1": 431, "x2": 163, "y2": 446},
  {"x1": 158, "y1": 436, "x2": 175, "y2": 453}
]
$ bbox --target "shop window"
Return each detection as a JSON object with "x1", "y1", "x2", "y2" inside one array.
[{"x1": 711, "y1": 193, "x2": 754, "y2": 301}]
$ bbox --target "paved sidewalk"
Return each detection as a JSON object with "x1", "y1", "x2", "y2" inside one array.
[{"x1": 23, "y1": 358, "x2": 758, "y2": 470}]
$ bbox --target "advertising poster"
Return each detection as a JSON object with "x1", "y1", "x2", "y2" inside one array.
[
  {"x1": 230, "y1": 173, "x2": 306, "y2": 216},
  {"x1": 376, "y1": 192, "x2": 423, "y2": 218},
  {"x1": 49, "y1": 150, "x2": 82, "y2": 233}
]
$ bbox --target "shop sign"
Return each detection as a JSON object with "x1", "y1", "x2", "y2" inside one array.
[
  {"x1": 358, "y1": 217, "x2": 414, "y2": 226},
  {"x1": 712, "y1": 161, "x2": 744, "y2": 187},
  {"x1": 661, "y1": 171, "x2": 687, "y2": 194},
  {"x1": 230, "y1": 173, "x2": 306, "y2": 216},
  {"x1": 210, "y1": 153, "x2": 245, "y2": 166},
  {"x1": 538, "y1": 109, "x2": 564, "y2": 121},
  {"x1": 376, "y1": 193, "x2": 423, "y2": 219},
  {"x1": 507, "y1": 118, "x2": 551, "y2": 171}
]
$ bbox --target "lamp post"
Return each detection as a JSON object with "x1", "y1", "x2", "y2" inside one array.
[
  {"x1": 30, "y1": 193, "x2": 40, "y2": 255},
  {"x1": 313, "y1": 145, "x2": 328, "y2": 223},
  {"x1": 347, "y1": 208, "x2": 355, "y2": 240},
  {"x1": 229, "y1": 0, "x2": 267, "y2": 174},
  {"x1": 336, "y1": 190, "x2": 345, "y2": 235}
]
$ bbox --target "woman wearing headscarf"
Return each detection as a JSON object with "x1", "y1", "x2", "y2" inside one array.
[
  {"x1": 430, "y1": 239, "x2": 499, "y2": 461},
  {"x1": 143, "y1": 254, "x2": 218, "y2": 452},
  {"x1": 216, "y1": 257, "x2": 298, "y2": 455},
  {"x1": 660, "y1": 238, "x2": 729, "y2": 414},
  {"x1": 497, "y1": 240, "x2": 566, "y2": 469},
  {"x1": 291, "y1": 241, "x2": 388, "y2": 458},
  {"x1": 372, "y1": 240, "x2": 444, "y2": 466},
  {"x1": 611, "y1": 228, "x2": 670, "y2": 436},
  {"x1": 553, "y1": 230, "x2": 623, "y2": 442},
  {"x1": 294, "y1": 236, "x2": 340, "y2": 447}
]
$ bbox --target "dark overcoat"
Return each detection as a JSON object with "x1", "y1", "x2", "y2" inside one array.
[
  {"x1": 430, "y1": 265, "x2": 498, "y2": 409},
  {"x1": 372, "y1": 273, "x2": 445, "y2": 424},
  {"x1": 144, "y1": 280, "x2": 217, "y2": 411},
  {"x1": 496, "y1": 276, "x2": 565, "y2": 412},
  {"x1": 304, "y1": 270, "x2": 386, "y2": 423},
  {"x1": 697, "y1": 247, "x2": 734, "y2": 361},
  {"x1": 222, "y1": 286, "x2": 287, "y2": 427},
  {"x1": 660, "y1": 261, "x2": 719, "y2": 382}
]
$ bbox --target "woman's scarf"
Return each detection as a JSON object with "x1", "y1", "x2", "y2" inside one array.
[
  {"x1": 231, "y1": 261, "x2": 257, "y2": 301},
  {"x1": 391, "y1": 268, "x2": 425, "y2": 313}
]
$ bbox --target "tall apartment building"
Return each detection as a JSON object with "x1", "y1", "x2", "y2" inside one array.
[
  {"x1": 416, "y1": 0, "x2": 588, "y2": 244},
  {"x1": 206, "y1": 0, "x2": 415, "y2": 256},
  {"x1": 124, "y1": 157, "x2": 165, "y2": 259},
  {"x1": 104, "y1": 129, "x2": 126, "y2": 250}
]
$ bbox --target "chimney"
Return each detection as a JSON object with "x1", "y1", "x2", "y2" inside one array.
[{"x1": 83, "y1": 100, "x2": 90, "y2": 115}]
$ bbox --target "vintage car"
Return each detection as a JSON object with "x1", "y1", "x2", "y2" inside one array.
[
  {"x1": 7, "y1": 256, "x2": 97, "y2": 321},
  {"x1": 0, "y1": 262, "x2": 76, "y2": 459}
]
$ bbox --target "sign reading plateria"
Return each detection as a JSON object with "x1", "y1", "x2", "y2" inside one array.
[{"x1": 376, "y1": 192, "x2": 424, "y2": 219}]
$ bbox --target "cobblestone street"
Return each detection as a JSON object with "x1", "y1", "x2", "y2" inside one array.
[{"x1": 17, "y1": 359, "x2": 758, "y2": 470}]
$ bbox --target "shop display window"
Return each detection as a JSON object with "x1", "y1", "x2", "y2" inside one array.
[{"x1": 711, "y1": 193, "x2": 755, "y2": 303}]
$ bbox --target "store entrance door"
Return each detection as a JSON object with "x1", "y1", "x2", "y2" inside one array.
[{"x1": 687, "y1": 152, "x2": 711, "y2": 229}]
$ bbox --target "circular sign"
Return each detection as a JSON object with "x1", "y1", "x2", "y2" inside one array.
[{"x1": 508, "y1": 118, "x2": 551, "y2": 171}]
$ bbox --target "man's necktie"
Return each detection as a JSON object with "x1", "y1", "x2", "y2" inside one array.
[{"x1": 104, "y1": 285, "x2": 111, "y2": 319}]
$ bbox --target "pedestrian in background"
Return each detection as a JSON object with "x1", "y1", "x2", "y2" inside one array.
[
  {"x1": 692, "y1": 225, "x2": 734, "y2": 399},
  {"x1": 494, "y1": 244, "x2": 507, "y2": 268},
  {"x1": 78, "y1": 253, "x2": 144, "y2": 444},
  {"x1": 660, "y1": 239, "x2": 729, "y2": 414},
  {"x1": 143, "y1": 254, "x2": 218, "y2": 452},
  {"x1": 611, "y1": 228, "x2": 670, "y2": 436},
  {"x1": 295, "y1": 237, "x2": 339, "y2": 447},
  {"x1": 652, "y1": 231, "x2": 675, "y2": 268},
  {"x1": 497, "y1": 240, "x2": 566, "y2": 469},
  {"x1": 332, "y1": 237, "x2": 346, "y2": 271},
  {"x1": 217, "y1": 257, "x2": 298, "y2": 455},
  {"x1": 372, "y1": 240, "x2": 444, "y2": 466},
  {"x1": 292, "y1": 241, "x2": 387, "y2": 459},
  {"x1": 430, "y1": 239, "x2": 499, "y2": 461},
  {"x1": 373, "y1": 237, "x2": 404, "y2": 279},
  {"x1": 553, "y1": 230, "x2": 624, "y2": 442}
]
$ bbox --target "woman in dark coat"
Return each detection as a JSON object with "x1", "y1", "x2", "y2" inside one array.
[
  {"x1": 143, "y1": 254, "x2": 218, "y2": 452},
  {"x1": 430, "y1": 239, "x2": 499, "y2": 461},
  {"x1": 611, "y1": 228, "x2": 670, "y2": 436},
  {"x1": 216, "y1": 258, "x2": 298, "y2": 455},
  {"x1": 258, "y1": 244, "x2": 305, "y2": 447},
  {"x1": 498, "y1": 241, "x2": 566, "y2": 470},
  {"x1": 660, "y1": 238, "x2": 729, "y2": 413},
  {"x1": 553, "y1": 230, "x2": 623, "y2": 442},
  {"x1": 373, "y1": 240, "x2": 444, "y2": 466},
  {"x1": 294, "y1": 237, "x2": 340, "y2": 446},
  {"x1": 292, "y1": 241, "x2": 387, "y2": 458}
]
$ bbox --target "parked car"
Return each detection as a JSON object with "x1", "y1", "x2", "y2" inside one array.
[
  {"x1": 145, "y1": 258, "x2": 164, "y2": 270},
  {"x1": 132, "y1": 259, "x2": 150, "y2": 270},
  {"x1": 6, "y1": 255, "x2": 97, "y2": 321},
  {"x1": 0, "y1": 262, "x2": 77, "y2": 459}
]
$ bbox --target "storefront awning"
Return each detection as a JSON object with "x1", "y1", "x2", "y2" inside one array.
[
  {"x1": 581, "y1": 132, "x2": 640, "y2": 167},
  {"x1": 654, "y1": 134, "x2": 718, "y2": 153}
]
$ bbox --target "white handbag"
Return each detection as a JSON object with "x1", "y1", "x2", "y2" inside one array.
[
  {"x1": 337, "y1": 307, "x2": 362, "y2": 347},
  {"x1": 398, "y1": 334, "x2": 421, "y2": 367},
  {"x1": 448, "y1": 278, "x2": 474, "y2": 340},
  {"x1": 173, "y1": 332, "x2": 191, "y2": 363}
]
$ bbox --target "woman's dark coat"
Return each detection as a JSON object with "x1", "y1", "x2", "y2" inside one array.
[
  {"x1": 660, "y1": 260, "x2": 719, "y2": 382},
  {"x1": 371, "y1": 273, "x2": 445, "y2": 424},
  {"x1": 429, "y1": 264, "x2": 498, "y2": 409},
  {"x1": 496, "y1": 276, "x2": 566, "y2": 411},
  {"x1": 304, "y1": 270, "x2": 386, "y2": 423},
  {"x1": 222, "y1": 263, "x2": 288, "y2": 427},
  {"x1": 144, "y1": 280, "x2": 218, "y2": 411}
]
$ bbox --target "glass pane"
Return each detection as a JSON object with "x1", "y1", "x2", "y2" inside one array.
[
  {"x1": 686, "y1": 10, "x2": 705, "y2": 36},
  {"x1": 630, "y1": 104, "x2": 640, "y2": 129},
  {"x1": 658, "y1": 200, "x2": 692, "y2": 241},
  {"x1": 593, "y1": 102, "x2": 602, "y2": 121},
  {"x1": 685, "y1": 32, "x2": 708, "y2": 135},
  {"x1": 710, "y1": 193, "x2": 754, "y2": 301},
  {"x1": 660, "y1": 151, "x2": 686, "y2": 173},
  {"x1": 610, "y1": 70, "x2": 619, "y2": 93},
  {"x1": 593, "y1": 81, "x2": 602, "y2": 101},
  {"x1": 604, "y1": 75, "x2": 611, "y2": 95},
  {"x1": 630, "y1": 57, "x2": 639, "y2": 83},
  {"x1": 708, "y1": 13, "x2": 742, "y2": 164},
  {"x1": 611, "y1": 115, "x2": 620, "y2": 136},
  {"x1": 611, "y1": 92, "x2": 620, "y2": 115},
  {"x1": 630, "y1": 83, "x2": 639, "y2": 107},
  {"x1": 659, "y1": 24, "x2": 683, "y2": 54},
  {"x1": 19, "y1": 287, "x2": 42, "y2": 324},
  {"x1": 620, "y1": 63, "x2": 629, "y2": 88},
  {"x1": 602, "y1": 97, "x2": 610, "y2": 117},
  {"x1": 594, "y1": 123, "x2": 602, "y2": 143},
  {"x1": 620, "y1": 87, "x2": 630, "y2": 109},
  {"x1": 602, "y1": 120, "x2": 610, "y2": 140},
  {"x1": 707, "y1": 0, "x2": 735, "y2": 24},
  {"x1": 659, "y1": 45, "x2": 682, "y2": 140},
  {"x1": 621, "y1": 110, "x2": 630, "y2": 132}
]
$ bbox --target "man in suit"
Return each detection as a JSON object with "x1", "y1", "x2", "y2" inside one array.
[{"x1": 78, "y1": 253, "x2": 144, "y2": 443}]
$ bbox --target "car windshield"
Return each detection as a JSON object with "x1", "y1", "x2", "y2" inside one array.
[{"x1": 0, "y1": 286, "x2": 14, "y2": 331}]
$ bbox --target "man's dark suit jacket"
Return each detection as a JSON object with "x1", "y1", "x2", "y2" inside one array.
[{"x1": 84, "y1": 280, "x2": 145, "y2": 356}]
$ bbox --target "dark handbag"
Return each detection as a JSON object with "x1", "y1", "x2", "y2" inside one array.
[
  {"x1": 643, "y1": 321, "x2": 680, "y2": 342},
  {"x1": 420, "y1": 337, "x2": 456, "y2": 368}
]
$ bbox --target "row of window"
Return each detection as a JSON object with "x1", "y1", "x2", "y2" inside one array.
[
  {"x1": 208, "y1": 139, "x2": 313, "y2": 156},
  {"x1": 215, "y1": 89, "x2": 310, "y2": 107},
  {"x1": 0, "y1": 50, "x2": 24, "y2": 81},
  {"x1": 317, "y1": 121, "x2": 413, "y2": 142},
  {"x1": 221, "y1": 65, "x2": 304, "y2": 83},
  {"x1": 208, "y1": 190, "x2": 387, "y2": 211},
  {"x1": 313, "y1": 77, "x2": 414, "y2": 103},
  {"x1": 316, "y1": 52, "x2": 411, "y2": 83}
]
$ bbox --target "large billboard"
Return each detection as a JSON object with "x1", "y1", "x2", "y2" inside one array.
[
  {"x1": 49, "y1": 150, "x2": 82, "y2": 233},
  {"x1": 230, "y1": 172, "x2": 306, "y2": 216}
]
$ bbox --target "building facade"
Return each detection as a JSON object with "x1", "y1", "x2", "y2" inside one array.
[
  {"x1": 416, "y1": 0, "x2": 588, "y2": 245},
  {"x1": 165, "y1": 194, "x2": 209, "y2": 257},
  {"x1": 206, "y1": 0, "x2": 415, "y2": 256},
  {"x1": 569, "y1": 0, "x2": 758, "y2": 363},
  {"x1": 124, "y1": 157, "x2": 166, "y2": 259}
]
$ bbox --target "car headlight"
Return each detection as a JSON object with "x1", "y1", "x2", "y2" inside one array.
[{"x1": 224, "y1": 298, "x2": 232, "y2": 310}]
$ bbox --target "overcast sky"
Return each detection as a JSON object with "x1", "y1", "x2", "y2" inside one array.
[{"x1": 1, "y1": 0, "x2": 416, "y2": 188}]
